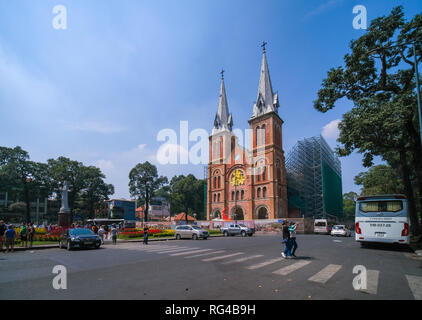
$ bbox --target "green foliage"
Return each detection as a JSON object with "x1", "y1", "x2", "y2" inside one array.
[
  {"x1": 129, "y1": 161, "x2": 167, "y2": 222},
  {"x1": 313, "y1": 6, "x2": 422, "y2": 235},
  {"x1": 354, "y1": 165, "x2": 404, "y2": 195},
  {"x1": 343, "y1": 192, "x2": 358, "y2": 221},
  {"x1": 169, "y1": 174, "x2": 205, "y2": 220}
]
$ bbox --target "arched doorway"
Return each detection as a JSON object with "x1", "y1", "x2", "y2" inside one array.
[
  {"x1": 231, "y1": 206, "x2": 244, "y2": 221},
  {"x1": 255, "y1": 206, "x2": 269, "y2": 219},
  {"x1": 212, "y1": 209, "x2": 221, "y2": 219}
]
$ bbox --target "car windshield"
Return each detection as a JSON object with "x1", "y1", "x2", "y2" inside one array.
[
  {"x1": 315, "y1": 222, "x2": 326, "y2": 227},
  {"x1": 333, "y1": 226, "x2": 344, "y2": 230},
  {"x1": 69, "y1": 229, "x2": 95, "y2": 236},
  {"x1": 192, "y1": 226, "x2": 202, "y2": 230}
]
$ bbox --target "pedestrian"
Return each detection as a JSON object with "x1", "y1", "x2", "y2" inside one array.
[
  {"x1": 28, "y1": 223, "x2": 36, "y2": 248},
  {"x1": 289, "y1": 221, "x2": 298, "y2": 258},
  {"x1": 20, "y1": 223, "x2": 28, "y2": 248},
  {"x1": 143, "y1": 225, "x2": 149, "y2": 245},
  {"x1": 98, "y1": 225, "x2": 105, "y2": 244},
  {"x1": 111, "y1": 224, "x2": 118, "y2": 245},
  {"x1": 104, "y1": 224, "x2": 109, "y2": 240},
  {"x1": 0, "y1": 220, "x2": 6, "y2": 253},
  {"x1": 281, "y1": 221, "x2": 292, "y2": 259},
  {"x1": 5, "y1": 225, "x2": 16, "y2": 253}
]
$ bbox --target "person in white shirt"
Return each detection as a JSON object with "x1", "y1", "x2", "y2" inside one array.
[{"x1": 98, "y1": 226, "x2": 105, "y2": 244}]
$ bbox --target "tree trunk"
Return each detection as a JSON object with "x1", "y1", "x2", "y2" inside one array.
[
  {"x1": 24, "y1": 183, "x2": 31, "y2": 223},
  {"x1": 399, "y1": 150, "x2": 420, "y2": 236},
  {"x1": 406, "y1": 117, "x2": 422, "y2": 235},
  {"x1": 145, "y1": 188, "x2": 149, "y2": 223}
]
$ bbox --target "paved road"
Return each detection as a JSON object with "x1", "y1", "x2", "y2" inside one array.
[{"x1": 1, "y1": 234, "x2": 421, "y2": 300}]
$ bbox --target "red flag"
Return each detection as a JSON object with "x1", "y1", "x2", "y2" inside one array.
[{"x1": 222, "y1": 208, "x2": 230, "y2": 221}]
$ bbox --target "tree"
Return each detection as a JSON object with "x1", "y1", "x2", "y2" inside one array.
[
  {"x1": 168, "y1": 174, "x2": 205, "y2": 223},
  {"x1": 47, "y1": 157, "x2": 87, "y2": 222},
  {"x1": 314, "y1": 6, "x2": 422, "y2": 235},
  {"x1": 343, "y1": 192, "x2": 358, "y2": 221},
  {"x1": 354, "y1": 165, "x2": 404, "y2": 196},
  {"x1": 0, "y1": 147, "x2": 52, "y2": 223},
  {"x1": 80, "y1": 166, "x2": 114, "y2": 219},
  {"x1": 128, "y1": 162, "x2": 167, "y2": 223}
]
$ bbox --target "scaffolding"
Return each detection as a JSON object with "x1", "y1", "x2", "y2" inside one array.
[{"x1": 286, "y1": 135, "x2": 343, "y2": 218}]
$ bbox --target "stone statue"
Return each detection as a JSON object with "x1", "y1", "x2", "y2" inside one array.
[{"x1": 60, "y1": 181, "x2": 70, "y2": 213}]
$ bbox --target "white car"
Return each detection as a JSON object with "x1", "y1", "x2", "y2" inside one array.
[{"x1": 331, "y1": 225, "x2": 352, "y2": 237}]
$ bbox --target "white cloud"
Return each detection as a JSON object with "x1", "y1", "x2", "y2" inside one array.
[
  {"x1": 303, "y1": 0, "x2": 343, "y2": 21},
  {"x1": 156, "y1": 143, "x2": 190, "y2": 165},
  {"x1": 322, "y1": 119, "x2": 341, "y2": 140},
  {"x1": 96, "y1": 159, "x2": 114, "y2": 171}
]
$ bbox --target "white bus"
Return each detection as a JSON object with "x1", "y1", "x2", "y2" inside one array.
[{"x1": 355, "y1": 195, "x2": 410, "y2": 246}]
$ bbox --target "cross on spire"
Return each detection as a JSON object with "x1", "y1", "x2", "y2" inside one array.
[
  {"x1": 220, "y1": 69, "x2": 225, "y2": 80},
  {"x1": 261, "y1": 41, "x2": 267, "y2": 53}
]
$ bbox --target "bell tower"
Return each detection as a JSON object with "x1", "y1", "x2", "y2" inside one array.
[{"x1": 248, "y1": 43, "x2": 288, "y2": 218}]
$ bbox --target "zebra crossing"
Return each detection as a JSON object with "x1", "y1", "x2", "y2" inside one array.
[{"x1": 108, "y1": 243, "x2": 422, "y2": 299}]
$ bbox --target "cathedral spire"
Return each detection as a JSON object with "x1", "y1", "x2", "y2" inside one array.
[
  {"x1": 252, "y1": 42, "x2": 279, "y2": 118},
  {"x1": 213, "y1": 70, "x2": 233, "y2": 134}
]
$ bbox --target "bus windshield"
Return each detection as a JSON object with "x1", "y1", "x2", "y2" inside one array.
[{"x1": 357, "y1": 200, "x2": 406, "y2": 217}]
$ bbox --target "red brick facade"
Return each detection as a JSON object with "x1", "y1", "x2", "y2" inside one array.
[{"x1": 206, "y1": 110, "x2": 288, "y2": 221}]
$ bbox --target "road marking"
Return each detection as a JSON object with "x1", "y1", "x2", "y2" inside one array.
[
  {"x1": 246, "y1": 257, "x2": 284, "y2": 270},
  {"x1": 141, "y1": 246, "x2": 186, "y2": 251},
  {"x1": 308, "y1": 264, "x2": 342, "y2": 284},
  {"x1": 170, "y1": 249, "x2": 212, "y2": 256},
  {"x1": 185, "y1": 250, "x2": 226, "y2": 259},
  {"x1": 361, "y1": 270, "x2": 379, "y2": 295},
  {"x1": 202, "y1": 252, "x2": 244, "y2": 262},
  {"x1": 157, "y1": 247, "x2": 200, "y2": 254},
  {"x1": 272, "y1": 260, "x2": 311, "y2": 276},
  {"x1": 222, "y1": 255, "x2": 264, "y2": 264},
  {"x1": 333, "y1": 240, "x2": 342, "y2": 243},
  {"x1": 406, "y1": 275, "x2": 422, "y2": 300}
]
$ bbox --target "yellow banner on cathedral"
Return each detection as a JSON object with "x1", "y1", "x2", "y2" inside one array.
[{"x1": 231, "y1": 169, "x2": 245, "y2": 186}]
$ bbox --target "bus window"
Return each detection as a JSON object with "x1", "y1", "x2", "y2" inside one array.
[{"x1": 358, "y1": 200, "x2": 405, "y2": 217}]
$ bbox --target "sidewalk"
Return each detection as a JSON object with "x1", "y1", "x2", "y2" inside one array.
[{"x1": 5, "y1": 234, "x2": 224, "y2": 252}]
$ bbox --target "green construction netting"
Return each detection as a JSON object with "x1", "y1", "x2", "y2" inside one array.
[{"x1": 322, "y1": 160, "x2": 343, "y2": 217}]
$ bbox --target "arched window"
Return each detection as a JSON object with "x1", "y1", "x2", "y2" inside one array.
[
  {"x1": 236, "y1": 191, "x2": 239, "y2": 200},
  {"x1": 257, "y1": 188, "x2": 261, "y2": 198},
  {"x1": 262, "y1": 167, "x2": 266, "y2": 181},
  {"x1": 261, "y1": 124, "x2": 266, "y2": 145},
  {"x1": 217, "y1": 193, "x2": 220, "y2": 202},
  {"x1": 257, "y1": 167, "x2": 261, "y2": 182},
  {"x1": 256, "y1": 126, "x2": 260, "y2": 147},
  {"x1": 231, "y1": 191, "x2": 235, "y2": 201},
  {"x1": 213, "y1": 177, "x2": 217, "y2": 188},
  {"x1": 263, "y1": 187, "x2": 267, "y2": 198},
  {"x1": 241, "y1": 190, "x2": 244, "y2": 200},
  {"x1": 213, "y1": 194, "x2": 216, "y2": 202},
  {"x1": 218, "y1": 176, "x2": 221, "y2": 188}
]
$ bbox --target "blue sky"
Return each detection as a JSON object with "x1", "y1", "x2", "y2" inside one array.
[{"x1": 0, "y1": 0, "x2": 420, "y2": 199}]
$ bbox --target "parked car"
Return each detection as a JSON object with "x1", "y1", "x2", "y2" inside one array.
[
  {"x1": 174, "y1": 225, "x2": 209, "y2": 240},
  {"x1": 220, "y1": 224, "x2": 255, "y2": 237},
  {"x1": 59, "y1": 228, "x2": 102, "y2": 250},
  {"x1": 331, "y1": 225, "x2": 352, "y2": 237}
]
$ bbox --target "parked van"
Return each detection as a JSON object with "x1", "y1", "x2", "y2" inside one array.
[{"x1": 314, "y1": 219, "x2": 329, "y2": 234}]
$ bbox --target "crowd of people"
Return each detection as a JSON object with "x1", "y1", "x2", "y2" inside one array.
[{"x1": 0, "y1": 220, "x2": 38, "y2": 253}]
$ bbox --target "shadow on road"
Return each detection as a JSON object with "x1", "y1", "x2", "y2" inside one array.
[{"x1": 360, "y1": 242, "x2": 413, "y2": 253}]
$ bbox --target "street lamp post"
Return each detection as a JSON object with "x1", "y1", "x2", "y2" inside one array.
[{"x1": 413, "y1": 43, "x2": 422, "y2": 149}]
